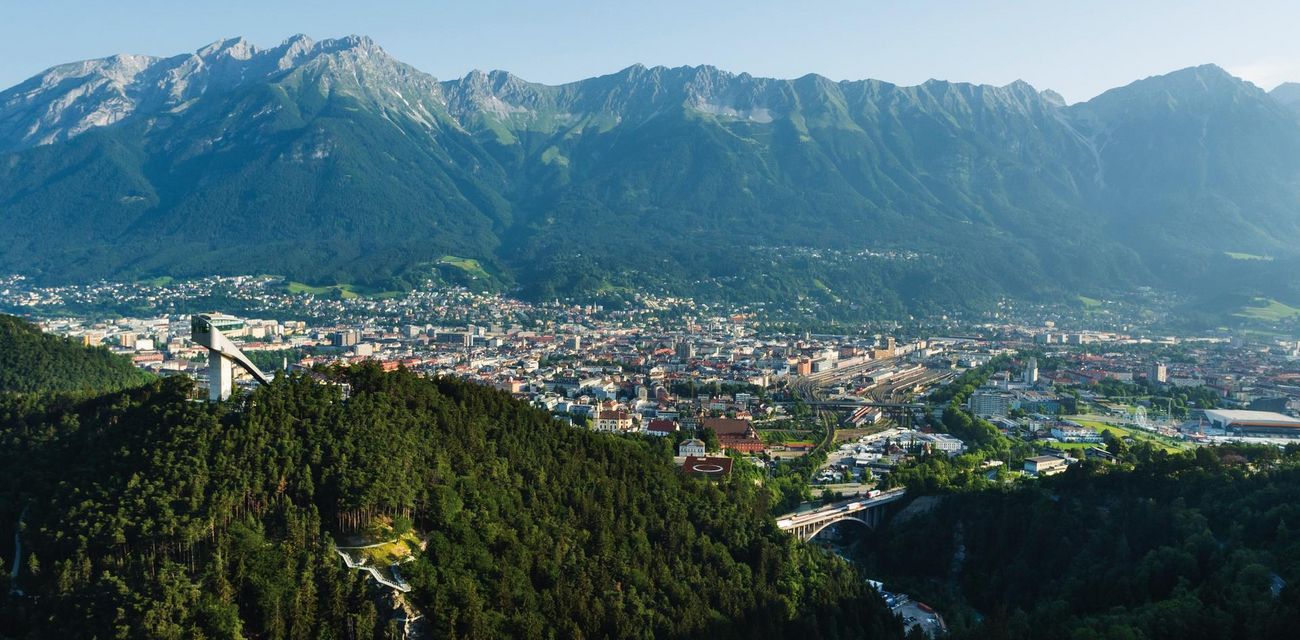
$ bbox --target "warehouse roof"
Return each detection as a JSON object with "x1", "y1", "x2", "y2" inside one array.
[{"x1": 1204, "y1": 409, "x2": 1300, "y2": 427}]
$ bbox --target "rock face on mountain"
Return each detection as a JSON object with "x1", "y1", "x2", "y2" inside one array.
[{"x1": 2, "y1": 35, "x2": 1299, "y2": 315}]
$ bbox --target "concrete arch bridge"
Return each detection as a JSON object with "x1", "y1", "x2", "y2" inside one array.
[{"x1": 776, "y1": 489, "x2": 907, "y2": 542}]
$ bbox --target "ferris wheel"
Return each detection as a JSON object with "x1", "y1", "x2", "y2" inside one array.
[{"x1": 1127, "y1": 406, "x2": 1149, "y2": 430}]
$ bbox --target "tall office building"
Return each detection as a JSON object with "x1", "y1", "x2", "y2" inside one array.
[{"x1": 1149, "y1": 362, "x2": 1168, "y2": 384}]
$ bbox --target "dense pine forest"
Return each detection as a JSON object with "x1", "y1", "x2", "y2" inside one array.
[
  {"x1": 0, "y1": 314, "x2": 153, "y2": 393},
  {"x1": 859, "y1": 445, "x2": 1300, "y2": 639},
  {"x1": 0, "y1": 365, "x2": 902, "y2": 639}
]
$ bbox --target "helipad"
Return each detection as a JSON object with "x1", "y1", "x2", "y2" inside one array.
[{"x1": 681, "y1": 456, "x2": 734, "y2": 478}]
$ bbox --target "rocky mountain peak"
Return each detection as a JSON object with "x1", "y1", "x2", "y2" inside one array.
[
  {"x1": 1040, "y1": 89, "x2": 1067, "y2": 107},
  {"x1": 1271, "y1": 82, "x2": 1300, "y2": 118},
  {"x1": 0, "y1": 34, "x2": 426, "y2": 152},
  {"x1": 1270, "y1": 82, "x2": 1300, "y2": 103},
  {"x1": 196, "y1": 36, "x2": 257, "y2": 61}
]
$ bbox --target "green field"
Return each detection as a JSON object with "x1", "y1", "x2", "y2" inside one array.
[
  {"x1": 1042, "y1": 441, "x2": 1097, "y2": 451},
  {"x1": 759, "y1": 429, "x2": 816, "y2": 444},
  {"x1": 1224, "y1": 251, "x2": 1274, "y2": 261},
  {"x1": 286, "y1": 281, "x2": 361, "y2": 299},
  {"x1": 1066, "y1": 417, "x2": 1187, "y2": 453},
  {"x1": 281, "y1": 279, "x2": 405, "y2": 300},
  {"x1": 1234, "y1": 297, "x2": 1300, "y2": 322},
  {"x1": 437, "y1": 255, "x2": 491, "y2": 280},
  {"x1": 594, "y1": 282, "x2": 637, "y2": 295},
  {"x1": 358, "y1": 531, "x2": 422, "y2": 567},
  {"x1": 1077, "y1": 295, "x2": 1103, "y2": 309}
]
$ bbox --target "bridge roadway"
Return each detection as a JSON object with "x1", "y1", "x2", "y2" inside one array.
[{"x1": 776, "y1": 489, "x2": 907, "y2": 542}]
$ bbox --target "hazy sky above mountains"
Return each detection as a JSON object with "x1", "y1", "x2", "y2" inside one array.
[{"x1": 4, "y1": 0, "x2": 1299, "y2": 102}]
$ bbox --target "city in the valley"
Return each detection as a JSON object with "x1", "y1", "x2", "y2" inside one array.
[
  {"x1": 9, "y1": 273, "x2": 1300, "y2": 636},
  {"x1": 11, "y1": 273, "x2": 1298, "y2": 462}
]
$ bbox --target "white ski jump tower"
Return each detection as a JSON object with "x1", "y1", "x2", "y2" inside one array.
[{"x1": 191, "y1": 313, "x2": 270, "y2": 401}]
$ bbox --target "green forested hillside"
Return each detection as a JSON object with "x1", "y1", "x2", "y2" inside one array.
[
  {"x1": 859, "y1": 446, "x2": 1300, "y2": 639},
  {"x1": 0, "y1": 314, "x2": 152, "y2": 393},
  {"x1": 0, "y1": 367, "x2": 902, "y2": 639}
]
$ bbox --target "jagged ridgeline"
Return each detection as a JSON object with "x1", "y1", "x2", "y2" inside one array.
[
  {"x1": 0, "y1": 314, "x2": 153, "y2": 393},
  {"x1": 0, "y1": 366, "x2": 903, "y2": 639},
  {"x1": 5, "y1": 36, "x2": 1300, "y2": 315}
]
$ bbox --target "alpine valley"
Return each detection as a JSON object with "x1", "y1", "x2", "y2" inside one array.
[{"x1": 3, "y1": 35, "x2": 1300, "y2": 319}]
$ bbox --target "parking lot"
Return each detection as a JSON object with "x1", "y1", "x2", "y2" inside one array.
[{"x1": 882, "y1": 592, "x2": 945, "y2": 637}]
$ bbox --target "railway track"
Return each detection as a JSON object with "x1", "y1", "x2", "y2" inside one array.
[{"x1": 867, "y1": 369, "x2": 955, "y2": 403}]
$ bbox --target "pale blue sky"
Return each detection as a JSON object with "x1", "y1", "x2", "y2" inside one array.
[{"x1": 3, "y1": 0, "x2": 1299, "y2": 102}]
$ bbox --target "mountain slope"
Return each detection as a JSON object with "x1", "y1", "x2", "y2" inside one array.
[
  {"x1": 1070, "y1": 66, "x2": 1300, "y2": 281},
  {"x1": 1271, "y1": 82, "x2": 1300, "y2": 117},
  {"x1": 3, "y1": 37, "x2": 1300, "y2": 315},
  {"x1": 0, "y1": 314, "x2": 152, "y2": 393},
  {"x1": 0, "y1": 36, "x2": 515, "y2": 288}
]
